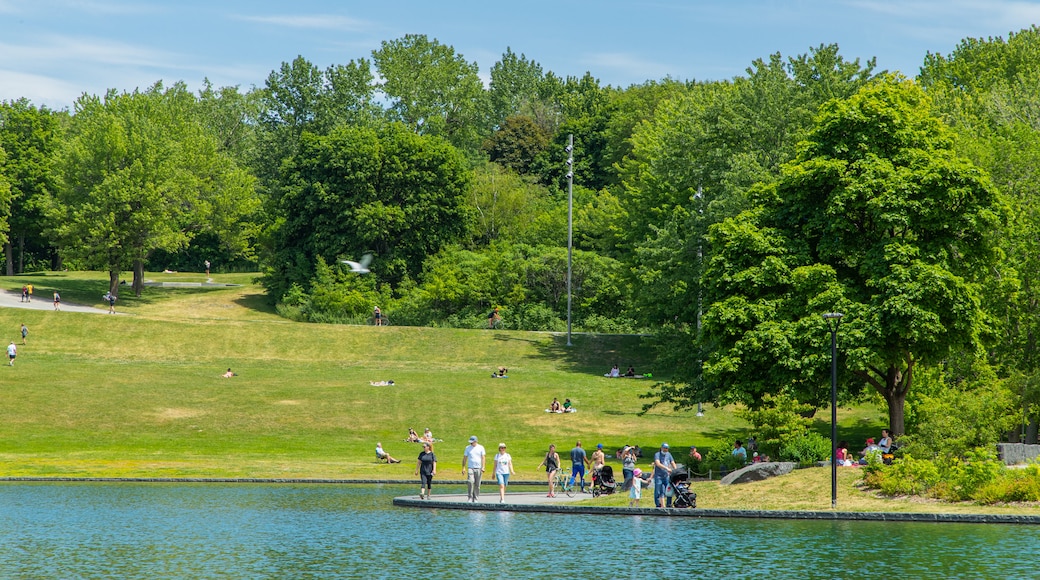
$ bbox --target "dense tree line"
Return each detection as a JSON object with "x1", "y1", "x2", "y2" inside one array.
[{"x1": 3, "y1": 29, "x2": 1040, "y2": 444}]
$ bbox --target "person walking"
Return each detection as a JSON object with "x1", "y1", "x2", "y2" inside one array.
[
  {"x1": 462, "y1": 435, "x2": 486, "y2": 502},
  {"x1": 20, "y1": 285, "x2": 27, "y2": 303},
  {"x1": 104, "y1": 291, "x2": 117, "y2": 314},
  {"x1": 20, "y1": 323, "x2": 28, "y2": 345},
  {"x1": 7, "y1": 342, "x2": 16, "y2": 366},
  {"x1": 26, "y1": 283, "x2": 33, "y2": 302},
  {"x1": 205, "y1": 260, "x2": 211, "y2": 276},
  {"x1": 537, "y1": 443, "x2": 562, "y2": 497},
  {"x1": 493, "y1": 443, "x2": 515, "y2": 503},
  {"x1": 414, "y1": 442, "x2": 437, "y2": 500},
  {"x1": 569, "y1": 441, "x2": 591, "y2": 493},
  {"x1": 653, "y1": 442, "x2": 677, "y2": 508},
  {"x1": 53, "y1": 292, "x2": 61, "y2": 311}
]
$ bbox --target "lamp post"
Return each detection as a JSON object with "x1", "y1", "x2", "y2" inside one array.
[
  {"x1": 822, "y1": 312, "x2": 844, "y2": 508},
  {"x1": 565, "y1": 134, "x2": 574, "y2": 347}
]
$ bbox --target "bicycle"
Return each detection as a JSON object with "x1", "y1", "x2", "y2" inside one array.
[
  {"x1": 368, "y1": 315, "x2": 391, "y2": 326},
  {"x1": 488, "y1": 315, "x2": 503, "y2": 330},
  {"x1": 553, "y1": 469, "x2": 576, "y2": 497}
]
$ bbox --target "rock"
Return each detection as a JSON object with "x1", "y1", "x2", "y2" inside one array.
[{"x1": 720, "y1": 462, "x2": 797, "y2": 485}]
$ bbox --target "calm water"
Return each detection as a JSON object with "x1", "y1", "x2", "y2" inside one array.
[{"x1": 1, "y1": 483, "x2": 1037, "y2": 579}]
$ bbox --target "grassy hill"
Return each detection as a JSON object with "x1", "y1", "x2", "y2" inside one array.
[{"x1": 0, "y1": 271, "x2": 881, "y2": 480}]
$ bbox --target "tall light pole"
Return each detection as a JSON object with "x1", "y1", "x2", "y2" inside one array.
[
  {"x1": 565, "y1": 134, "x2": 574, "y2": 347},
  {"x1": 695, "y1": 186, "x2": 704, "y2": 417},
  {"x1": 822, "y1": 312, "x2": 844, "y2": 508}
]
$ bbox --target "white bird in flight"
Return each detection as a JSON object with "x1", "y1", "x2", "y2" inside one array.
[{"x1": 340, "y1": 253, "x2": 373, "y2": 274}]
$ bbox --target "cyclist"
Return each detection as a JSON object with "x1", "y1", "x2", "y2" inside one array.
[
  {"x1": 373, "y1": 306, "x2": 383, "y2": 326},
  {"x1": 487, "y1": 307, "x2": 501, "y2": 328}
]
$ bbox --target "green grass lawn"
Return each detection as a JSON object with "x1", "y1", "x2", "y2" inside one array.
[
  {"x1": 3, "y1": 270, "x2": 947, "y2": 514},
  {"x1": 2, "y1": 271, "x2": 750, "y2": 479}
]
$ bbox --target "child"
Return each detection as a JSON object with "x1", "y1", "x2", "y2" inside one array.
[{"x1": 629, "y1": 468, "x2": 645, "y2": 507}]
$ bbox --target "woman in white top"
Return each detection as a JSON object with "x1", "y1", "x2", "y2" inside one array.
[{"x1": 494, "y1": 443, "x2": 515, "y2": 503}]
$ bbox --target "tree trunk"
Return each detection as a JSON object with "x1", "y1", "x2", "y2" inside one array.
[
  {"x1": 17, "y1": 234, "x2": 24, "y2": 273},
  {"x1": 3, "y1": 242, "x2": 12, "y2": 276},
  {"x1": 855, "y1": 356, "x2": 913, "y2": 436},
  {"x1": 109, "y1": 270, "x2": 120, "y2": 295},
  {"x1": 133, "y1": 260, "x2": 144, "y2": 297},
  {"x1": 885, "y1": 390, "x2": 908, "y2": 437}
]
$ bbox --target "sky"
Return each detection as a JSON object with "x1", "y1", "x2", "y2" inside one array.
[{"x1": 1, "y1": 0, "x2": 1039, "y2": 110}]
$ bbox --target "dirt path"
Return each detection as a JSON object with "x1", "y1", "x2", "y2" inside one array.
[{"x1": 0, "y1": 290, "x2": 119, "y2": 314}]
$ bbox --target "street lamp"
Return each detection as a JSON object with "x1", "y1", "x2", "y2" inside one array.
[
  {"x1": 822, "y1": 312, "x2": 844, "y2": 509},
  {"x1": 565, "y1": 134, "x2": 574, "y2": 347}
]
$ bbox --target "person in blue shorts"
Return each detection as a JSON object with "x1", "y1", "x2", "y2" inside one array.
[{"x1": 569, "y1": 441, "x2": 591, "y2": 492}]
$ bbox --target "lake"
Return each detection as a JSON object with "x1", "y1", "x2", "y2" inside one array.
[{"x1": 1, "y1": 482, "x2": 1036, "y2": 578}]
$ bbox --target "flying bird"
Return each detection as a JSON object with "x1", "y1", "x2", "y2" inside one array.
[{"x1": 340, "y1": 254, "x2": 373, "y2": 274}]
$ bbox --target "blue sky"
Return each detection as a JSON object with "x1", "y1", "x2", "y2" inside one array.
[{"x1": 2, "y1": 0, "x2": 1039, "y2": 110}]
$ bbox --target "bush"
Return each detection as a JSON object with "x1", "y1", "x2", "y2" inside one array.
[
  {"x1": 735, "y1": 393, "x2": 814, "y2": 459},
  {"x1": 974, "y1": 464, "x2": 1040, "y2": 504},
  {"x1": 867, "y1": 455, "x2": 940, "y2": 496},
  {"x1": 778, "y1": 432, "x2": 831, "y2": 466}
]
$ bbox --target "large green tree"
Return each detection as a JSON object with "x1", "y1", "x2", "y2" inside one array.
[
  {"x1": 373, "y1": 34, "x2": 487, "y2": 154},
  {"x1": 267, "y1": 123, "x2": 471, "y2": 298},
  {"x1": 671, "y1": 76, "x2": 1003, "y2": 435},
  {"x1": 53, "y1": 82, "x2": 258, "y2": 294},
  {"x1": 0, "y1": 99, "x2": 61, "y2": 274}
]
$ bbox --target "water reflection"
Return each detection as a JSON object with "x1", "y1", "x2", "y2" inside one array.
[{"x1": 0, "y1": 483, "x2": 1036, "y2": 579}]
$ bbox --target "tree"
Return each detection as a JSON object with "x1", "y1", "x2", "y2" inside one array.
[
  {"x1": 488, "y1": 48, "x2": 545, "y2": 128},
  {"x1": 267, "y1": 123, "x2": 471, "y2": 298},
  {"x1": 684, "y1": 76, "x2": 1003, "y2": 435},
  {"x1": 53, "y1": 82, "x2": 257, "y2": 295},
  {"x1": 0, "y1": 99, "x2": 61, "y2": 273},
  {"x1": 373, "y1": 34, "x2": 488, "y2": 154},
  {"x1": 481, "y1": 115, "x2": 550, "y2": 176},
  {"x1": 466, "y1": 161, "x2": 551, "y2": 246}
]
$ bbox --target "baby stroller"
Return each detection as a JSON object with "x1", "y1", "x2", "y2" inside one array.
[
  {"x1": 669, "y1": 468, "x2": 697, "y2": 508},
  {"x1": 592, "y1": 465, "x2": 618, "y2": 497}
]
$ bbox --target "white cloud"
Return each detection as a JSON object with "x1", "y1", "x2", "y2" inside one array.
[
  {"x1": 581, "y1": 52, "x2": 675, "y2": 83},
  {"x1": 236, "y1": 14, "x2": 371, "y2": 32},
  {"x1": 0, "y1": 69, "x2": 82, "y2": 109},
  {"x1": 0, "y1": 34, "x2": 180, "y2": 69},
  {"x1": 845, "y1": 0, "x2": 1040, "y2": 33}
]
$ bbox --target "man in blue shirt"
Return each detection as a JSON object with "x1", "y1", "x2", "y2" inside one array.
[
  {"x1": 653, "y1": 442, "x2": 676, "y2": 508},
  {"x1": 569, "y1": 441, "x2": 590, "y2": 492}
]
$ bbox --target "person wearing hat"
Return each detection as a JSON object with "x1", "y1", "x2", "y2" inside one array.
[
  {"x1": 628, "y1": 468, "x2": 647, "y2": 507},
  {"x1": 653, "y1": 442, "x2": 677, "y2": 508},
  {"x1": 462, "y1": 435, "x2": 486, "y2": 502},
  {"x1": 621, "y1": 445, "x2": 637, "y2": 490},
  {"x1": 590, "y1": 443, "x2": 606, "y2": 475},
  {"x1": 493, "y1": 443, "x2": 515, "y2": 503},
  {"x1": 859, "y1": 437, "x2": 881, "y2": 464}
]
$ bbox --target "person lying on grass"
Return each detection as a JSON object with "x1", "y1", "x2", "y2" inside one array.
[
  {"x1": 222, "y1": 368, "x2": 237, "y2": 378},
  {"x1": 376, "y1": 442, "x2": 401, "y2": 463}
]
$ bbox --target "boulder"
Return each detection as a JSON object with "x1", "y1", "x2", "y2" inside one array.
[{"x1": 720, "y1": 462, "x2": 797, "y2": 485}]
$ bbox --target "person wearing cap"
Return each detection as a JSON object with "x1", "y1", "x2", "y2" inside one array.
[
  {"x1": 590, "y1": 443, "x2": 606, "y2": 475},
  {"x1": 569, "y1": 441, "x2": 591, "y2": 493},
  {"x1": 493, "y1": 443, "x2": 515, "y2": 503},
  {"x1": 653, "y1": 442, "x2": 677, "y2": 508},
  {"x1": 859, "y1": 437, "x2": 881, "y2": 464},
  {"x1": 462, "y1": 435, "x2": 486, "y2": 502}
]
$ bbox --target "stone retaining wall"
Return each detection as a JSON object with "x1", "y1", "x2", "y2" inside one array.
[{"x1": 996, "y1": 443, "x2": 1040, "y2": 465}]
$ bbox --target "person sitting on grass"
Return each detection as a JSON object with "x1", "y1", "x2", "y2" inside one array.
[
  {"x1": 222, "y1": 368, "x2": 236, "y2": 378},
  {"x1": 407, "y1": 428, "x2": 421, "y2": 443},
  {"x1": 605, "y1": 364, "x2": 620, "y2": 378},
  {"x1": 376, "y1": 442, "x2": 401, "y2": 463},
  {"x1": 625, "y1": 366, "x2": 636, "y2": 377},
  {"x1": 549, "y1": 398, "x2": 561, "y2": 413},
  {"x1": 563, "y1": 398, "x2": 575, "y2": 412},
  {"x1": 491, "y1": 367, "x2": 508, "y2": 378},
  {"x1": 423, "y1": 428, "x2": 435, "y2": 443}
]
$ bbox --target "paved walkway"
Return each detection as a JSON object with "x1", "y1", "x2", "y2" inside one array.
[
  {"x1": 406, "y1": 490, "x2": 592, "y2": 506},
  {"x1": 0, "y1": 290, "x2": 117, "y2": 314}
]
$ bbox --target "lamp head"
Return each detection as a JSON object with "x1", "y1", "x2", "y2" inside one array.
[{"x1": 822, "y1": 312, "x2": 844, "y2": 320}]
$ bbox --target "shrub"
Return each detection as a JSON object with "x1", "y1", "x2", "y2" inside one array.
[
  {"x1": 974, "y1": 464, "x2": 1040, "y2": 504},
  {"x1": 778, "y1": 432, "x2": 831, "y2": 466},
  {"x1": 735, "y1": 394, "x2": 814, "y2": 459},
  {"x1": 869, "y1": 455, "x2": 940, "y2": 496}
]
